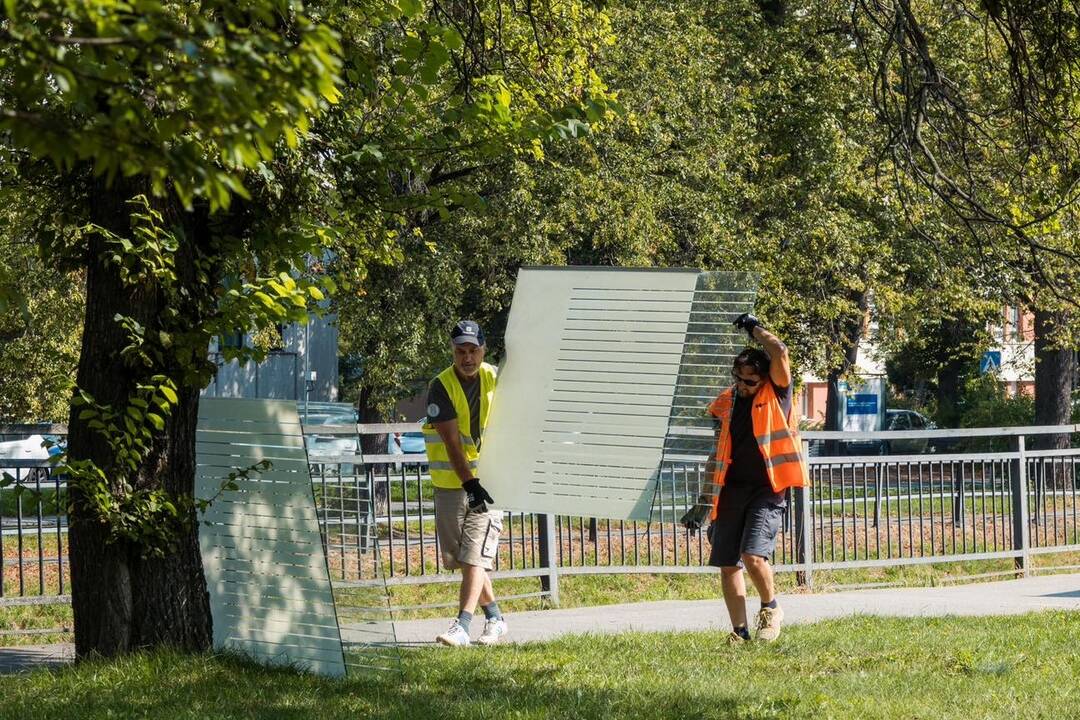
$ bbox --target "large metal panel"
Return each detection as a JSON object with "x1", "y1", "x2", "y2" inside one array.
[
  {"x1": 480, "y1": 267, "x2": 756, "y2": 521},
  {"x1": 197, "y1": 398, "x2": 347, "y2": 678}
]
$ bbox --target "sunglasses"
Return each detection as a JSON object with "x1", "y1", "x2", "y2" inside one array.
[{"x1": 731, "y1": 371, "x2": 763, "y2": 387}]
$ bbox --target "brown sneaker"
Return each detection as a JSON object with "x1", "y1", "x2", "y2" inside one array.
[
  {"x1": 726, "y1": 630, "x2": 747, "y2": 646},
  {"x1": 755, "y1": 605, "x2": 784, "y2": 642}
]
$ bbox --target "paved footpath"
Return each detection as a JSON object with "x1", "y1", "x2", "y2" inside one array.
[
  {"x1": 3, "y1": 574, "x2": 1078, "y2": 672},
  {"x1": 393, "y1": 573, "x2": 1080, "y2": 645},
  {"x1": 0, "y1": 643, "x2": 73, "y2": 675}
]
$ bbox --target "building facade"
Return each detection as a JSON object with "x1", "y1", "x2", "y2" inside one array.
[
  {"x1": 796, "y1": 305, "x2": 1039, "y2": 425},
  {"x1": 202, "y1": 313, "x2": 340, "y2": 406}
]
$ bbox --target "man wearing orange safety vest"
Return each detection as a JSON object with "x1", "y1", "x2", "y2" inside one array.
[{"x1": 682, "y1": 312, "x2": 809, "y2": 643}]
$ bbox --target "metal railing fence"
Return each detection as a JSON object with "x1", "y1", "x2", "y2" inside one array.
[
  {"x1": 302, "y1": 422, "x2": 1080, "y2": 606},
  {"x1": 1, "y1": 422, "x2": 1078, "y2": 618}
]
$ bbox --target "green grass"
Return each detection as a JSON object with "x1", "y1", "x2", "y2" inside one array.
[
  {"x1": 1, "y1": 613, "x2": 1078, "y2": 719},
  {"x1": 0, "y1": 603, "x2": 71, "y2": 646},
  {"x1": 1, "y1": 532, "x2": 70, "y2": 605},
  {"x1": 0, "y1": 486, "x2": 65, "y2": 518},
  {"x1": 377, "y1": 574, "x2": 726, "y2": 619}
]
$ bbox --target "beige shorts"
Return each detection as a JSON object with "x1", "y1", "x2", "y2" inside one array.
[{"x1": 433, "y1": 487, "x2": 502, "y2": 571}]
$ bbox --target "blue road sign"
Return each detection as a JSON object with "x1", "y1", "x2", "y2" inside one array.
[
  {"x1": 980, "y1": 351, "x2": 1002, "y2": 374},
  {"x1": 846, "y1": 394, "x2": 879, "y2": 415}
]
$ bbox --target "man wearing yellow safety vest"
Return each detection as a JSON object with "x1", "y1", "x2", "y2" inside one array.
[
  {"x1": 422, "y1": 320, "x2": 506, "y2": 647},
  {"x1": 681, "y1": 313, "x2": 809, "y2": 643}
]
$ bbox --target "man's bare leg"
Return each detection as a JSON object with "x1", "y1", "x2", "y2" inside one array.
[
  {"x1": 478, "y1": 572, "x2": 495, "y2": 608},
  {"x1": 459, "y1": 563, "x2": 488, "y2": 614},
  {"x1": 742, "y1": 552, "x2": 783, "y2": 641},
  {"x1": 720, "y1": 565, "x2": 748, "y2": 629},
  {"x1": 741, "y1": 553, "x2": 775, "y2": 604},
  {"x1": 437, "y1": 564, "x2": 490, "y2": 646}
]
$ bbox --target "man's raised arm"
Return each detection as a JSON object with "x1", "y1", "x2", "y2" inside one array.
[{"x1": 734, "y1": 313, "x2": 791, "y2": 388}]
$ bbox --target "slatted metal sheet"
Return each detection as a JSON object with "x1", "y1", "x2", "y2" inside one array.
[
  {"x1": 307, "y1": 440, "x2": 401, "y2": 675},
  {"x1": 197, "y1": 398, "x2": 347, "y2": 678},
  {"x1": 481, "y1": 267, "x2": 757, "y2": 521},
  {"x1": 658, "y1": 271, "x2": 758, "y2": 521}
]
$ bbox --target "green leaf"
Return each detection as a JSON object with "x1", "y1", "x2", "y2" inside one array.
[
  {"x1": 209, "y1": 68, "x2": 235, "y2": 87},
  {"x1": 402, "y1": 36, "x2": 425, "y2": 62},
  {"x1": 443, "y1": 28, "x2": 463, "y2": 52},
  {"x1": 158, "y1": 386, "x2": 178, "y2": 404},
  {"x1": 146, "y1": 413, "x2": 165, "y2": 431},
  {"x1": 253, "y1": 291, "x2": 277, "y2": 309},
  {"x1": 54, "y1": 67, "x2": 77, "y2": 94}
]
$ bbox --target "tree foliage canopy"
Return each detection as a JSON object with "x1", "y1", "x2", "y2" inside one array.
[{"x1": 0, "y1": 0, "x2": 618, "y2": 656}]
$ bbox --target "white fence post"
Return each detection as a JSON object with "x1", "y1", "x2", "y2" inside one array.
[
  {"x1": 538, "y1": 513, "x2": 560, "y2": 607},
  {"x1": 1012, "y1": 435, "x2": 1031, "y2": 577},
  {"x1": 795, "y1": 439, "x2": 813, "y2": 589}
]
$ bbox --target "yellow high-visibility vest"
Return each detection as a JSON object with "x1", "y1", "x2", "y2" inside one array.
[{"x1": 422, "y1": 363, "x2": 497, "y2": 489}]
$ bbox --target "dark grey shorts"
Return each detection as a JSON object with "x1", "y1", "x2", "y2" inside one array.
[{"x1": 707, "y1": 496, "x2": 785, "y2": 568}]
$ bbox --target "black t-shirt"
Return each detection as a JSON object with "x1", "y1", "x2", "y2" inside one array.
[
  {"x1": 719, "y1": 383, "x2": 792, "y2": 506},
  {"x1": 426, "y1": 373, "x2": 481, "y2": 446}
]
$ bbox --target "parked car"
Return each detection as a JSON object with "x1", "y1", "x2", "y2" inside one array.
[
  {"x1": 0, "y1": 434, "x2": 62, "y2": 483},
  {"x1": 843, "y1": 409, "x2": 936, "y2": 456},
  {"x1": 882, "y1": 409, "x2": 936, "y2": 454},
  {"x1": 388, "y1": 420, "x2": 426, "y2": 457},
  {"x1": 302, "y1": 402, "x2": 360, "y2": 462}
]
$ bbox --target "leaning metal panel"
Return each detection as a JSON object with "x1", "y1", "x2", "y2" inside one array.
[
  {"x1": 307, "y1": 431, "x2": 401, "y2": 676},
  {"x1": 197, "y1": 398, "x2": 347, "y2": 678},
  {"x1": 481, "y1": 267, "x2": 757, "y2": 521},
  {"x1": 654, "y1": 271, "x2": 758, "y2": 523}
]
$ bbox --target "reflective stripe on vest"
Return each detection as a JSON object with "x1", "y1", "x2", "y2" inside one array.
[
  {"x1": 422, "y1": 362, "x2": 497, "y2": 489},
  {"x1": 707, "y1": 381, "x2": 809, "y2": 519},
  {"x1": 428, "y1": 460, "x2": 480, "y2": 471}
]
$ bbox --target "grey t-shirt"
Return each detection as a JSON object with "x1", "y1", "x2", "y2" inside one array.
[{"x1": 426, "y1": 373, "x2": 481, "y2": 446}]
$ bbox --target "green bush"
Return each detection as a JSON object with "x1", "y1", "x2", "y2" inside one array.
[
  {"x1": 951, "y1": 374, "x2": 1034, "y2": 451},
  {"x1": 957, "y1": 374, "x2": 1034, "y2": 428}
]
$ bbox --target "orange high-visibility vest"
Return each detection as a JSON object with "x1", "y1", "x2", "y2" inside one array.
[{"x1": 706, "y1": 381, "x2": 809, "y2": 519}]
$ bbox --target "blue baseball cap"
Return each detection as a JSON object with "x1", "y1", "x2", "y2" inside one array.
[{"x1": 450, "y1": 319, "x2": 485, "y2": 346}]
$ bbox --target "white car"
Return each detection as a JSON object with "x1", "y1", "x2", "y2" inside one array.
[{"x1": 0, "y1": 434, "x2": 57, "y2": 483}]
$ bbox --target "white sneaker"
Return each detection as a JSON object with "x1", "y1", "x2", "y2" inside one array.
[
  {"x1": 476, "y1": 618, "x2": 508, "y2": 646},
  {"x1": 435, "y1": 621, "x2": 471, "y2": 647}
]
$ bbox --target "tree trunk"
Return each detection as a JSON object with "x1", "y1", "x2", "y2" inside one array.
[
  {"x1": 935, "y1": 361, "x2": 964, "y2": 427},
  {"x1": 357, "y1": 383, "x2": 389, "y2": 506},
  {"x1": 932, "y1": 317, "x2": 983, "y2": 428},
  {"x1": 1033, "y1": 308, "x2": 1076, "y2": 456},
  {"x1": 823, "y1": 289, "x2": 869, "y2": 454},
  {"x1": 67, "y1": 180, "x2": 211, "y2": 658},
  {"x1": 357, "y1": 384, "x2": 389, "y2": 456},
  {"x1": 823, "y1": 369, "x2": 844, "y2": 433}
]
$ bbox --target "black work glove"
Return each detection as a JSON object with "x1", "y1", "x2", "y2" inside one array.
[
  {"x1": 733, "y1": 312, "x2": 763, "y2": 340},
  {"x1": 679, "y1": 504, "x2": 710, "y2": 533},
  {"x1": 462, "y1": 478, "x2": 495, "y2": 510}
]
